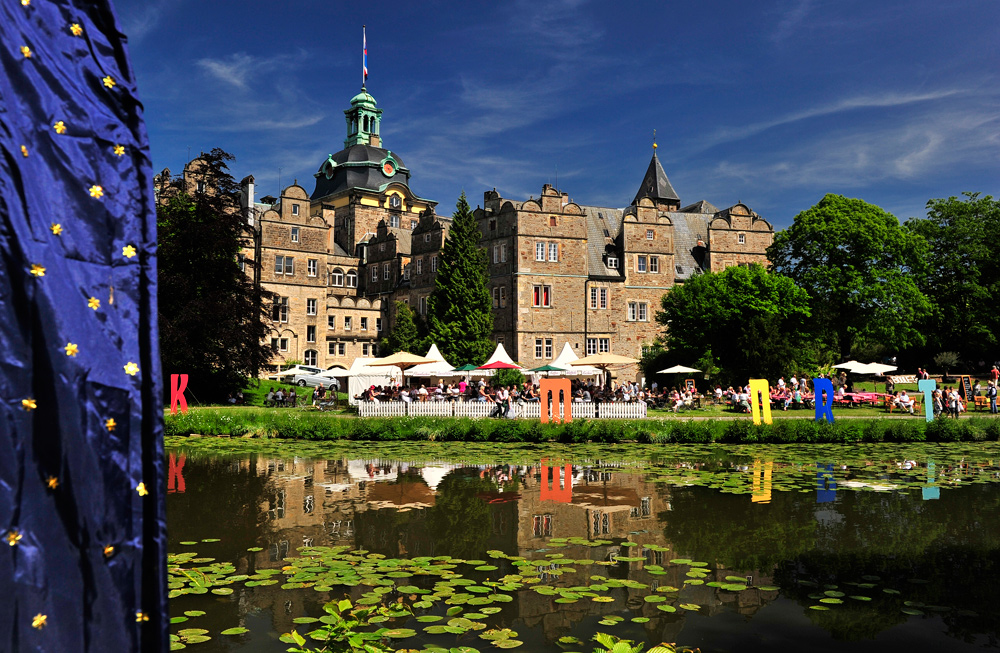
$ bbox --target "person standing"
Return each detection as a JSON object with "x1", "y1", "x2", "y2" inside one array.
[{"x1": 987, "y1": 381, "x2": 998, "y2": 414}]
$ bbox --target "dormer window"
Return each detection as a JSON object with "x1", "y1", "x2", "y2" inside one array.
[
  {"x1": 292, "y1": 204, "x2": 299, "y2": 216},
  {"x1": 607, "y1": 256, "x2": 619, "y2": 269}
]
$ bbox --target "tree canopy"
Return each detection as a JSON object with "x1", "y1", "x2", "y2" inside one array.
[
  {"x1": 380, "y1": 300, "x2": 422, "y2": 356},
  {"x1": 426, "y1": 192, "x2": 495, "y2": 365},
  {"x1": 649, "y1": 263, "x2": 812, "y2": 386},
  {"x1": 767, "y1": 194, "x2": 930, "y2": 361},
  {"x1": 157, "y1": 148, "x2": 273, "y2": 401},
  {"x1": 905, "y1": 192, "x2": 1000, "y2": 364}
]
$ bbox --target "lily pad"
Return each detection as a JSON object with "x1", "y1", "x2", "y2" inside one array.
[{"x1": 220, "y1": 627, "x2": 249, "y2": 635}]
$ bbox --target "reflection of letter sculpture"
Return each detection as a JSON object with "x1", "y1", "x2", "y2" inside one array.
[
  {"x1": 751, "y1": 460, "x2": 773, "y2": 503},
  {"x1": 168, "y1": 453, "x2": 186, "y2": 493},
  {"x1": 918, "y1": 379, "x2": 936, "y2": 423},
  {"x1": 539, "y1": 378, "x2": 572, "y2": 423},
  {"x1": 170, "y1": 373, "x2": 189, "y2": 415},
  {"x1": 539, "y1": 459, "x2": 572, "y2": 502},
  {"x1": 814, "y1": 378, "x2": 835, "y2": 423},
  {"x1": 749, "y1": 379, "x2": 772, "y2": 425}
]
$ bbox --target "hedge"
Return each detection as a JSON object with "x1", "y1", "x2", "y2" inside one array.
[{"x1": 163, "y1": 410, "x2": 1000, "y2": 444}]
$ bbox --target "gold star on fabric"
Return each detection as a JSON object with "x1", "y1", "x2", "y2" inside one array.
[
  {"x1": 32, "y1": 614, "x2": 46, "y2": 630},
  {"x1": 20, "y1": 145, "x2": 28, "y2": 157},
  {"x1": 5, "y1": 530, "x2": 22, "y2": 546},
  {"x1": 22, "y1": 398, "x2": 37, "y2": 411},
  {"x1": 21, "y1": 0, "x2": 31, "y2": 6},
  {"x1": 64, "y1": 343, "x2": 79, "y2": 357},
  {"x1": 70, "y1": 23, "x2": 83, "y2": 36},
  {"x1": 124, "y1": 362, "x2": 139, "y2": 376},
  {"x1": 136, "y1": 482, "x2": 148, "y2": 497},
  {"x1": 53, "y1": 121, "x2": 66, "y2": 134},
  {"x1": 113, "y1": 144, "x2": 125, "y2": 156},
  {"x1": 135, "y1": 611, "x2": 149, "y2": 623},
  {"x1": 105, "y1": 418, "x2": 116, "y2": 432},
  {"x1": 122, "y1": 245, "x2": 136, "y2": 259},
  {"x1": 88, "y1": 297, "x2": 100, "y2": 310},
  {"x1": 30, "y1": 264, "x2": 45, "y2": 277},
  {"x1": 102, "y1": 75, "x2": 115, "y2": 89},
  {"x1": 50, "y1": 223, "x2": 63, "y2": 236},
  {"x1": 89, "y1": 185, "x2": 103, "y2": 199},
  {"x1": 103, "y1": 544, "x2": 115, "y2": 558},
  {"x1": 20, "y1": 46, "x2": 32, "y2": 58},
  {"x1": 46, "y1": 476, "x2": 59, "y2": 490}
]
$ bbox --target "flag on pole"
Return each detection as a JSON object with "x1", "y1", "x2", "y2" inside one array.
[
  {"x1": 363, "y1": 26, "x2": 368, "y2": 84},
  {"x1": 1, "y1": 0, "x2": 167, "y2": 651}
]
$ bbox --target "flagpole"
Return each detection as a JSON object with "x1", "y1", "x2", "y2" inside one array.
[{"x1": 363, "y1": 25, "x2": 367, "y2": 89}]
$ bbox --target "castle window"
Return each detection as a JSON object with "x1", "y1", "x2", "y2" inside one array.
[
  {"x1": 379, "y1": 243, "x2": 385, "y2": 252},
  {"x1": 637, "y1": 255, "x2": 647, "y2": 273},
  {"x1": 650, "y1": 256, "x2": 659, "y2": 273},
  {"x1": 431, "y1": 256, "x2": 438, "y2": 272},
  {"x1": 424, "y1": 233, "x2": 431, "y2": 243},
  {"x1": 328, "y1": 315, "x2": 335, "y2": 330},
  {"x1": 489, "y1": 219, "x2": 497, "y2": 231},
  {"x1": 271, "y1": 297, "x2": 288, "y2": 323},
  {"x1": 361, "y1": 317, "x2": 368, "y2": 331},
  {"x1": 306, "y1": 298, "x2": 317, "y2": 316},
  {"x1": 600, "y1": 288, "x2": 608, "y2": 309},
  {"x1": 416, "y1": 259, "x2": 422, "y2": 275},
  {"x1": 303, "y1": 349, "x2": 316, "y2": 365},
  {"x1": 532, "y1": 285, "x2": 551, "y2": 308},
  {"x1": 371, "y1": 266, "x2": 377, "y2": 282},
  {"x1": 292, "y1": 204, "x2": 299, "y2": 216},
  {"x1": 646, "y1": 229, "x2": 654, "y2": 240},
  {"x1": 272, "y1": 338, "x2": 289, "y2": 352},
  {"x1": 603, "y1": 228, "x2": 610, "y2": 237},
  {"x1": 275, "y1": 255, "x2": 293, "y2": 275},
  {"x1": 738, "y1": 233, "x2": 746, "y2": 244},
  {"x1": 501, "y1": 243, "x2": 507, "y2": 262},
  {"x1": 344, "y1": 316, "x2": 352, "y2": 331},
  {"x1": 383, "y1": 263, "x2": 391, "y2": 280},
  {"x1": 306, "y1": 326, "x2": 316, "y2": 343},
  {"x1": 196, "y1": 180, "x2": 205, "y2": 194},
  {"x1": 548, "y1": 243, "x2": 559, "y2": 262},
  {"x1": 607, "y1": 256, "x2": 618, "y2": 269},
  {"x1": 418, "y1": 296, "x2": 427, "y2": 315},
  {"x1": 346, "y1": 270, "x2": 357, "y2": 288},
  {"x1": 308, "y1": 259, "x2": 318, "y2": 277},
  {"x1": 331, "y1": 268, "x2": 344, "y2": 286},
  {"x1": 500, "y1": 286, "x2": 506, "y2": 308},
  {"x1": 535, "y1": 242, "x2": 545, "y2": 261},
  {"x1": 549, "y1": 216, "x2": 557, "y2": 227},
  {"x1": 493, "y1": 245, "x2": 499, "y2": 264},
  {"x1": 403, "y1": 264, "x2": 410, "y2": 281},
  {"x1": 535, "y1": 339, "x2": 543, "y2": 359},
  {"x1": 376, "y1": 318, "x2": 383, "y2": 331},
  {"x1": 291, "y1": 227, "x2": 299, "y2": 243},
  {"x1": 390, "y1": 214, "x2": 399, "y2": 228}
]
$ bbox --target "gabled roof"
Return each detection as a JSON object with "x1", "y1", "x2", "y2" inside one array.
[
  {"x1": 632, "y1": 152, "x2": 679, "y2": 205},
  {"x1": 680, "y1": 199, "x2": 718, "y2": 214}
]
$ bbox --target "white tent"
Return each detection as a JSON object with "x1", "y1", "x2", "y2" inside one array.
[
  {"x1": 347, "y1": 357, "x2": 400, "y2": 405},
  {"x1": 403, "y1": 343, "x2": 456, "y2": 378},
  {"x1": 419, "y1": 466, "x2": 453, "y2": 490},
  {"x1": 470, "y1": 342, "x2": 523, "y2": 375},
  {"x1": 550, "y1": 342, "x2": 602, "y2": 378}
]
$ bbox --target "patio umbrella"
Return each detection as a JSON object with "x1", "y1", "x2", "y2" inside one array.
[
  {"x1": 850, "y1": 362, "x2": 898, "y2": 375},
  {"x1": 477, "y1": 360, "x2": 523, "y2": 370},
  {"x1": 366, "y1": 351, "x2": 435, "y2": 373},
  {"x1": 530, "y1": 364, "x2": 567, "y2": 375},
  {"x1": 570, "y1": 353, "x2": 639, "y2": 388},
  {"x1": 657, "y1": 365, "x2": 701, "y2": 374},
  {"x1": 453, "y1": 364, "x2": 479, "y2": 372},
  {"x1": 833, "y1": 360, "x2": 865, "y2": 371}
]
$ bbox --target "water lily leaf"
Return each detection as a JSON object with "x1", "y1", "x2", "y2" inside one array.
[
  {"x1": 211, "y1": 588, "x2": 234, "y2": 595},
  {"x1": 201, "y1": 538, "x2": 221, "y2": 543},
  {"x1": 656, "y1": 605, "x2": 676, "y2": 613},
  {"x1": 480, "y1": 607, "x2": 503, "y2": 615},
  {"x1": 447, "y1": 606, "x2": 463, "y2": 616},
  {"x1": 592, "y1": 596, "x2": 615, "y2": 603},
  {"x1": 293, "y1": 617, "x2": 319, "y2": 624},
  {"x1": 382, "y1": 628, "x2": 417, "y2": 638},
  {"x1": 824, "y1": 591, "x2": 845, "y2": 598},
  {"x1": 901, "y1": 608, "x2": 924, "y2": 616},
  {"x1": 177, "y1": 629, "x2": 209, "y2": 637},
  {"x1": 169, "y1": 643, "x2": 186, "y2": 651},
  {"x1": 809, "y1": 605, "x2": 830, "y2": 611},
  {"x1": 494, "y1": 640, "x2": 522, "y2": 648},
  {"x1": 178, "y1": 541, "x2": 197, "y2": 546},
  {"x1": 756, "y1": 586, "x2": 779, "y2": 592},
  {"x1": 631, "y1": 617, "x2": 650, "y2": 623},
  {"x1": 679, "y1": 603, "x2": 700, "y2": 611},
  {"x1": 247, "y1": 547, "x2": 263, "y2": 552},
  {"x1": 417, "y1": 616, "x2": 443, "y2": 623},
  {"x1": 849, "y1": 595, "x2": 872, "y2": 601},
  {"x1": 819, "y1": 598, "x2": 843, "y2": 604},
  {"x1": 220, "y1": 627, "x2": 249, "y2": 635},
  {"x1": 182, "y1": 635, "x2": 211, "y2": 644},
  {"x1": 183, "y1": 611, "x2": 205, "y2": 617},
  {"x1": 644, "y1": 595, "x2": 665, "y2": 603},
  {"x1": 669, "y1": 559, "x2": 692, "y2": 565},
  {"x1": 882, "y1": 589, "x2": 901, "y2": 595}
]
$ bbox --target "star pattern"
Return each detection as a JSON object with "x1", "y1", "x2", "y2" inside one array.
[
  {"x1": 136, "y1": 482, "x2": 148, "y2": 497},
  {"x1": 122, "y1": 245, "x2": 137, "y2": 259},
  {"x1": 20, "y1": 46, "x2": 32, "y2": 58},
  {"x1": 105, "y1": 418, "x2": 116, "y2": 432},
  {"x1": 135, "y1": 611, "x2": 149, "y2": 623},
  {"x1": 32, "y1": 614, "x2": 47, "y2": 630},
  {"x1": 103, "y1": 545, "x2": 115, "y2": 557},
  {"x1": 22, "y1": 398, "x2": 37, "y2": 411},
  {"x1": 64, "y1": 343, "x2": 79, "y2": 357},
  {"x1": 50, "y1": 223, "x2": 63, "y2": 235},
  {"x1": 70, "y1": 23, "x2": 83, "y2": 37},
  {"x1": 89, "y1": 185, "x2": 103, "y2": 199},
  {"x1": 53, "y1": 121, "x2": 66, "y2": 134},
  {"x1": 88, "y1": 297, "x2": 100, "y2": 310},
  {"x1": 5, "y1": 530, "x2": 22, "y2": 546},
  {"x1": 102, "y1": 76, "x2": 115, "y2": 89},
  {"x1": 124, "y1": 362, "x2": 139, "y2": 376},
  {"x1": 113, "y1": 144, "x2": 125, "y2": 156},
  {"x1": 46, "y1": 476, "x2": 59, "y2": 490},
  {"x1": 21, "y1": 145, "x2": 28, "y2": 157},
  {"x1": 30, "y1": 264, "x2": 45, "y2": 277},
  {"x1": 21, "y1": 0, "x2": 31, "y2": 6}
]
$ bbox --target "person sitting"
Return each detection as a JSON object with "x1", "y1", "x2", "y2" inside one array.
[
  {"x1": 400, "y1": 388, "x2": 412, "y2": 403},
  {"x1": 287, "y1": 389, "x2": 297, "y2": 407},
  {"x1": 792, "y1": 388, "x2": 803, "y2": 409},
  {"x1": 311, "y1": 387, "x2": 322, "y2": 406},
  {"x1": 738, "y1": 390, "x2": 751, "y2": 413},
  {"x1": 417, "y1": 385, "x2": 429, "y2": 402},
  {"x1": 477, "y1": 384, "x2": 489, "y2": 403},
  {"x1": 274, "y1": 389, "x2": 285, "y2": 407},
  {"x1": 896, "y1": 391, "x2": 914, "y2": 415},
  {"x1": 265, "y1": 388, "x2": 276, "y2": 407}
]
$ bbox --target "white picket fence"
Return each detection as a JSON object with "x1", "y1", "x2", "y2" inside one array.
[{"x1": 358, "y1": 400, "x2": 646, "y2": 419}]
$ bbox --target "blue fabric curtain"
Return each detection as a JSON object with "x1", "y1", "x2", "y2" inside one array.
[{"x1": 0, "y1": 1, "x2": 166, "y2": 651}]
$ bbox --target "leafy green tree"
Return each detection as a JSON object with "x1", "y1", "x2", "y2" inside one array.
[
  {"x1": 905, "y1": 192, "x2": 1000, "y2": 362},
  {"x1": 649, "y1": 264, "x2": 812, "y2": 386},
  {"x1": 491, "y1": 368, "x2": 525, "y2": 389},
  {"x1": 380, "y1": 301, "x2": 422, "y2": 355},
  {"x1": 427, "y1": 192, "x2": 494, "y2": 365},
  {"x1": 767, "y1": 194, "x2": 930, "y2": 361},
  {"x1": 157, "y1": 148, "x2": 273, "y2": 402}
]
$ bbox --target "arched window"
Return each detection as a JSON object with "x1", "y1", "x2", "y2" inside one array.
[
  {"x1": 346, "y1": 270, "x2": 358, "y2": 288},
  {"x1": 303, "y1": 349, "x2": 318, "y2": 366},
  {"x1": 331, "y1": 268, "x2": 344, "y2": 287},
  {"x1": 364, "y1": 115, "x2": 369, "y2": 132}
]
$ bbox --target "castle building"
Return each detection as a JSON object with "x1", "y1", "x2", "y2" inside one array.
[{"x1": 166, "y1": 86, "x2": 773, "y2": 379}]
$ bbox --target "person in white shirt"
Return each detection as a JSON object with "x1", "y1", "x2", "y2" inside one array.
[
  {"x1": 897, "y1": 391, "x2": 913, "y2": 414},
  {"x1": 401, "y1": 388, "x2": 412, "y2": 403},
  {"x1": 777, "y1": 377, "x2": 786, "y2": 390}
]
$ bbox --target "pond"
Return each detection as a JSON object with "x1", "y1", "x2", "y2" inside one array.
[{"x1": 165, "y1": 438, "x2": 1000, "y2": 652}]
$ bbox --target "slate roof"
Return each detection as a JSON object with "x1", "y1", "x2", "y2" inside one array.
[
  {"x1": 579, "y1": 206, "x2": 624, "y2": 278},
  {"x1": 680, "y1": 199, "x2": 718, "y2": 214},
  {"x1": 667, "y1": 211, "x2": 712, "y2": 280},
  {"x1": 632, "y1": 153, "x2": 680, "y2": 205},
  {"x1": 311, "y1": 144, "x2": 411, "y2": 200}
]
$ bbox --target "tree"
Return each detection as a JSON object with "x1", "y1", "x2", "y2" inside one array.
[
  {"x1": 767, "y1": 194, "x2": 930, "y2": 361},
  {"x1": 426, "y1": 192, "x2": 495, "y2": 365},
  {"x1": 649, "y1": 264, "x2": 812, "y2": 386},
  {"x1": 380, "y1": 301, "x2": 422, "y2": 355},
  {"x1": 905, "y1": 193, "x2": 1000, "y2": 362},
  {"x1": 157, "y1": 148, "x2": 273, "y2": 402}
]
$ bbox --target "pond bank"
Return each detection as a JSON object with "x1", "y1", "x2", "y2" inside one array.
[{"x1": 164, "y1": 410, "x2": 1000, "y2": 443}]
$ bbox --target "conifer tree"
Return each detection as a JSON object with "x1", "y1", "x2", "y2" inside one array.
[
  {"x1": 427, "y1": 192, "x2": 494, "y2": 365},
  {"x1": 381, "y1": 301, "x2": 422, "y2": 355}
]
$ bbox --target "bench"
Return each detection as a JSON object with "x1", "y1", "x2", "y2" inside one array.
[{"x1": 973, "y1": 396, "x2": 989, "y2": 411}]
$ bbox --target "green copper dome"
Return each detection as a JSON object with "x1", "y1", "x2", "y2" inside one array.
[{"x1": 350, "y1": 89, "x2": 377, "y2": 109}]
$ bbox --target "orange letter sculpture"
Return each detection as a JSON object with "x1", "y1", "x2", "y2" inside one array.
[{"x1": 539, "y1": 378, "x2": 572, "y2": 423}]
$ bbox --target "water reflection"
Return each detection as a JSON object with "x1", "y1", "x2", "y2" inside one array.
[{"x1": 166, "y1": 446, "x2": 1000, "y2": 652}]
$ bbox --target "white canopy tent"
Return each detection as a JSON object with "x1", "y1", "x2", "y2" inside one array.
[
  {"x1": 403, "y1": 343, "x2": 456, "y2": 378},
  {"x1": 470, "y1": 343, "x2": 523, "y2": 375},
  {"x1": 548, "y1": 342, "x2": 602, "y2": 379},
  {"x1": 347, "y1": 357, "x2": 401, "y2": 405}
]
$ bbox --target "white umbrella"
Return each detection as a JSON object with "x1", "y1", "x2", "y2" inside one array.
[
  {"x1": 833, "y1": 360, "x2": 865, "y2": 371},
  {"x1": 657, "y1": 365, "x2": 702, "y2": 374},
  {"x1": 850, "y1": 363, "x2": 898, "y2": 375}
]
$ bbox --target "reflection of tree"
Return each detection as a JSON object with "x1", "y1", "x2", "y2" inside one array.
[
  {"x1": 800, "y1": 600, "x2": 907, "y2": 641},
  {"x1": 660, "y1": 486, "x2": 816, "y2": 570},
  {"x1": 426, "y1": 471, "x2": 495, "y2": 558},
  {"x1": 166, "y1": 453, "x2": 273, "y2": 563}
]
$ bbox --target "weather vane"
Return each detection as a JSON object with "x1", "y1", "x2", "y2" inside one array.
[{"x1": 653, "y1": 128, "x2": 657, "y2": 150}]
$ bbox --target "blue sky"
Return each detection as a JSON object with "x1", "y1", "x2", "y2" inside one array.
[{"x1": 117, "y1": 0, "x2": 999, "y2": 227}]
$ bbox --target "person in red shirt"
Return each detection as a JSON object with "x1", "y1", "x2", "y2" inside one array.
[{"x1": 991, "y1": 365, "x2": 999, "y2": 383}]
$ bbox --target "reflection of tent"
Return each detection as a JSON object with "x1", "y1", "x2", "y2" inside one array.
[
  {"x1": 347, "y1": 460, "x2": 399, "y2": 483},
  {"x1": 347, "y1": 358, "x2": 400, "y2": 405},
  {"x1": 419, "y1": 466, "x2": 452, "y2": 490},
  {"x1": 404, "y1": 344, "x2": 455, "y2": 378},
  {"x1": 366, "y1": 480, "x2": 436, "y2": 509},
  {"x1": 550, "y1": 342, "x2": 602, "y2": 378}
]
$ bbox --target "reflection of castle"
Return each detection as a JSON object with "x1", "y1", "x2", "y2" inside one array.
[{"x1": 226, "y1": 455, "x2": 780, "y2": 643}]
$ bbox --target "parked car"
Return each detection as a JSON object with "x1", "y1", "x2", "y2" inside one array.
[
  {"x1": 267, "y1": 365, "x2": 322, "y2": 383},
  {"x1": 292, "y1": 367, "x2": 348, "y2": 391}
]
